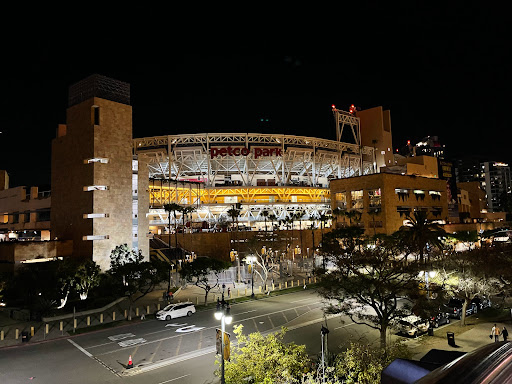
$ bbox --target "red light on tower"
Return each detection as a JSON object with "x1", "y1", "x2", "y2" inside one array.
[
  {"x1": 349, "y1": 104, "x2": 356, "y2": 114},
  {"x1": 331, "y1": 104, "x2": 336, "y2": 110},
  {"x1": 407, "y1": 140, "x2": 411, "y2": 145}
]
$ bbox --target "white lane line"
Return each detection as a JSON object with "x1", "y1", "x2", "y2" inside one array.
[
  {"x1": 290, "y1": 298, "x2": 312, "y2": 303},
  {"x1": 68, "y1": 339, "x2": 93, "y2": 357},
  {"x1": 234, "y1": 309, "x2": 257, "y2": 315},
  {"x1": 158, "y1": 375, "x2": 190, "y2": 384},
  {"x1": 334, "y1": 322, "x2": 355, "y2": 330}
]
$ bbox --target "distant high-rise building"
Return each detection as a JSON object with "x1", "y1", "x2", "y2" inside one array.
[{"x1": 482, "y1": 161, "x2": 512, "y2": 213}]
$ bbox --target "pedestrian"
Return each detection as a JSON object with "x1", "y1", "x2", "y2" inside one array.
[
  {"x1": 491, "y1": 324, "x2": 501, "y2": 342},
  {"x1": 503, "y1": 326, "x2": 509, "y2": 342},
  {"x1": 227, "y1": 287, "x2": 231, "y2": 297}
]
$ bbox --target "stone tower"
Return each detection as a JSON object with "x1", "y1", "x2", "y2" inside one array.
[{"x1": 51, "y1": 74, "x2": 148, "y2": 270}]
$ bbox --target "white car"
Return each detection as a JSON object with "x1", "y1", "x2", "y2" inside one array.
[
  {"x1": 156, "y1": 302, "x2": 196, "y2": 320},
  {"x1": 397, "y1": 315, "x2": 429, "y2": 337}
]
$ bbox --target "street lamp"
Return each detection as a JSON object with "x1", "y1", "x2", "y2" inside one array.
[
  {"x1": 246, "y1": 255, "x2": 257, "y2": 298},
  {"x1": 320, "y1": 325, "x2": 330, "y2": 384},
  {"x1": 215, "y1": 300, "x2": 232, "y2": 384}
]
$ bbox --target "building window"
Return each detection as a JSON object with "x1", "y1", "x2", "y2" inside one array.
[
  {"x1": 36, "y1": 209, "x2": 50, "y2": 222},
  {"x1": 12, "y1": 212, "x2": 19, "y2": 224},
  {"x1": 83, "y1": 185, "x2": 109, "y2": 191},
  {"x1": 368, "y1": 188, "x2": 381, "y2": 208},
  {"x1": 369, "y1": 220, "x2": 383, "y2": 228},
  {"x1": 82, "y1": 213, "x2": 110, "y2": 218},
  {"x1": 395, "y1": 188, "x2": 409, "y2": 201},
  {"x1": 413, "y1": 189, "x2": 425, "y2": 201},
  {"x1": 84, "y1": 158, "x2": 109, "y2": 164},
  {"x1": 335, "y1": 192, "x2": 347, "y2": 209},
  {"x1": 92, "y1": 106, "x2": 100, "y2": 125},
  {"x1": 397, "y1": 206, "x2": 411, "y2": 217},
  {"x1": 82, "y1": 235, "x2": 109, "y2": 241},
  {"x1": 431, "y1": 207, "x2": 443, "y2": 217},
  {"x1": 351, "y1": 190, "x2": 364, "y2": 209},
  {"x1": 429, "y1": 191, "x2": 441, "y2": 201}
]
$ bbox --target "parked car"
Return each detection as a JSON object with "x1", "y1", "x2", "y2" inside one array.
[
  {"x1": 444, "y1": 298, "x2": 477, "y2": 319},
  {"x1": 398, "y1": 315, "x2": 430, "y2": 337},
  {"x1": 156, "y1": 302, "x2": 196, "y2": 320},
  {"x1": 471, "y1": 296, "x2": 491, "y2": 311},
  {"x1": 430, "y1": 311, "x2": 451, "y2": 328}
]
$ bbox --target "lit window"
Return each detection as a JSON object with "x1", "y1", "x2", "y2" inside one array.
[
  {"x1": 82, "y1": 235, "x2": 109, "y2": 240},
  {"x1": 84, "y1": 158, "x2": 109, "y2": 164},
  {"x1": 82, "y1": 213, "x2": 110, "y2": 218},
  {"x1": 335, "y1": 192, "x2": 347, "y2": 209},
  {"x1": 83, "y1": 185, "x2": 109, "y2": 191},
  {"x1": 351, "y1": 190, "x2": 363, "y2": 209},
  {"x1": 368, "y1": 188, "x2": 381, "y2": 208}
]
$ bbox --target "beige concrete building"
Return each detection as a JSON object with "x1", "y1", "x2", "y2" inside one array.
[
  {"x1": 330, "y1": 173, "x2": 448, "y2": 235},
  {"x1": 0, "y1": 170, "x2": 51, "y2": 241},
  {"x1": 357, "y1": 106, "x2": 394, "y2": 171},
  {"x1": 51, "y1": 75, "x2": 148, "y2": 271}
]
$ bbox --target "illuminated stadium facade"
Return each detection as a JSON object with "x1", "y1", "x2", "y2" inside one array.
[{"x1": 134, "y1": 107, "x2": 379, "y2": 232}]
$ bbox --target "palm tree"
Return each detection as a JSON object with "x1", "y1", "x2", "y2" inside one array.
[
  {"x1": 227, "y1": 203, "x2": 242, "y2": 255},
  {"x1": 343, "y1": 210, "x2": 362, "y2": 225},
  {"x1": 268, "y1": 213, "x2": 278, "y2": 233},
  {"x1": 261, "y1": 209, "x2": 269, "y2": 233},
  {"x1": 181, "y1": 205, "x2": 196, "y2": 251},
  {"x1": 398, "y1": 210, "x2": 446, "y2": 262},
  {"x1": 332, "y1": 207, "x2": 344, "y2": 228},
  {"x1": 163, "y1": 202, "x2": 183, "y2": 287}
]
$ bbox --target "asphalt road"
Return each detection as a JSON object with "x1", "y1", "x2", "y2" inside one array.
[{"x1": 0, "y1": 289, "x2": 396, "y2": 384}]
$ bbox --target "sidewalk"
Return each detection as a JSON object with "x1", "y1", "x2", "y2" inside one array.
[{"x1": 406, "y1": 318, "x2": 512, "y2": 360}]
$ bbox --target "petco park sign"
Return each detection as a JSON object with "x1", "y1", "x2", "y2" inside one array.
[{"x1": 210, "y1": 146, "x2": 282, "y2": 159}]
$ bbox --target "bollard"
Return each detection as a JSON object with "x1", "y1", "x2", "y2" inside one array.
[
  {"x1": 237, "y1": 289, "x2": 240, "y2": 297},
  {"x1": 15, "y1": 329, "x2": 19, "y2": 340},
  {"x1": 87, "y1": 316, "x2": 90, "y2": 326},
  {"x1": 136, "y1": 308, "x2": 139, "y2": 317},
  {"x1": 297, "y1": 280, "x2": 300, "y2": 286},
  {"x1": 147, "y1": 306, "x2": 150, "y2": 315},
  {"x1": 259, "y1": 286, "x2": 262, "y2": 293},
  {"x1": 272, "y1": 283, "x2": 275, "y2": 290},
  {"x1": 303, "y1": 279, "x2": 306, "y2": 286},
  {"x1": 113, "y1": 311, "x2": 116, "y2": 321},
  {"x1": 291, "y1": 280, "x2": 294, "y2": 287},
  {"x1": 100, "y1": 314, "x2": 103, "y2": 323},
  {"x1": 74, "y1": 319, "x2": 77, "y2": 329},
  {"x1": 245, "y1": 288, "x2": 247, "y2": 296},
  {"x1": 314, "y1": 276, "x2": 317, "y2": 283},
  {"x1": 60, "y1": 321, "x2": 63, "y2": 331},
  {"x1": 279, "y1": 283, "x2": 282, "y2": 290},
  {"x1": 45, "y1": 324, "x2": 49, "y2": 334},
  {"x1": 285, "y1": 281, "x2": 288, "y2": 288},
  {"x1": 196, "y1": 297, "x2": 199, "y2": 305},
  {"x1": 124, "y1": 310, "x2": 127, "y2": 318},
  {"x1": 1, "y1": 330, "x2": 3, "y2": 341},
  {"x1": 157, "y1": 304, "x2": 160, "y2": 310},
  {"x1": 30, "y1": 327, "x2": 34, "y2": 337}
]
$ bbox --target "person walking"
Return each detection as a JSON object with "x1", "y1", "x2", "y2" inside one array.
[
  {"x1": 491, "y1": 324, "x2": 501, "y2": 342},
  {"x1": 503, "y1": 326, "x2": 509, "y2": 342}
]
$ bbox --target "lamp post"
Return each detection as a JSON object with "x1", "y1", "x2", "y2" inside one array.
[
  {"x1": 320, "y1": 325, "x2": 330, "y2": 384},
  {"x1": 215, "y1": 300, "x2": 232, "y2": 384},
  {"x1": 246, "y1": 255, "x2": 257, "y2": 298}
]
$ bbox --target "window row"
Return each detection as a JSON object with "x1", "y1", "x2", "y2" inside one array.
[{"x1": 335, "y1": 189, "x2": 382, "y2": 210}]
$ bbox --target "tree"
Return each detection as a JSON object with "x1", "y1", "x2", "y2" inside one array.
[
  {"x1": 220, "y1": 325, "x2": 311, "y2": 383},
  {"x1": 268, "y1": 213, "x2": 278, "y2": 232},
  {"x1": 319, "y1": 245, "x2": 420, "y2": 348},
  {"x1": 334, "y1": 341, "x2": 411, "y2": 384},
  {"x1": 435, "y1": 248, "x2": 506, "y2": 325},
  {"x1": 398, "y1": 210, "x2": 446, "y2": 262},
  {"x1": 108, "y1": 244, "x2": 167, "y2": 320},
  {"x1": 163, "y1": 202, "x2": 182, "y2": 248},
  {"x1": 74, "y1": 260, "x2": 101, "y2": 300},
  {"x1": 179, "y1": 257, "x2": 230, "y2": 305},
  {"x1": 261, "y1": 209, "x2": 269, "y2": 232}
]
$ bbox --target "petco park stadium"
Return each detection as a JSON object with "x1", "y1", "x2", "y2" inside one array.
[{"x1": 133, "y1": 107, "x2": 383, "y2": 233}]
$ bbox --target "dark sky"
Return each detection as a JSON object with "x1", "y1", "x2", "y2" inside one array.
[{"x1": 1, "y1": 5, "x2": 509, "y2": 188}]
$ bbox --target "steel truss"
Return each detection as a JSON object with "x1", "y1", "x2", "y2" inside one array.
[{"x1": 135, "y1": 132, "x2": 375, "y2": 183}]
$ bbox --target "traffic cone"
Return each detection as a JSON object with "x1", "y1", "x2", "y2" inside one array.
[{"x1": 127, "y1": 355, "x2": 133, "y2": 369}]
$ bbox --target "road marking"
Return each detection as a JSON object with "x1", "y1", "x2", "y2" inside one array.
[
  {"x1": 234, "y1": 309, "x2": 257, "y2": 315},
  {"x1": 268, "y1": 316, "x2": 275, "y2": 329},
  {"x1": 118, "y1": 338, "x2": 146, "y2": 347},
  {"x1": 334, "y1": 322, "x2": 355, "y2": 330},
  {"x1": 108, "y1": 333, "x2": 135, "y2": 341},
  {"x1": 157, "y1": 375, "x2": 190, "y2": 383},
  {"x1": 175, "y1": 335, "x2": 182, "y2": 356},
  {"x1": 165, "y1": 323, "x2": 188, "y2": 327},
  {"x1": 175, "y1": 325, "x2": 205, "y2": 333},
  {"x1": 253, "y1": 318, "x2": 259, "y2": 332},
  {"x1": 68, "y1": 339, "x2": 93, "y2": 357},
  {"x1": 290, "y1": 298, "x2": 311, "y2": 303},
  {"x1": 282, "y1": 312, "x2": 289, "y2": 322}
]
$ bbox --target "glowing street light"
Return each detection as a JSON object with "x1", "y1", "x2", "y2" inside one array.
[{"x1": 215, "y1": 299, "x2": 232, "y2": 384}]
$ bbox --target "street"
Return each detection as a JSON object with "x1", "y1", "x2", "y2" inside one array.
[{"x1": 0, "y1": 289, "x2": 393, "y2": 384}]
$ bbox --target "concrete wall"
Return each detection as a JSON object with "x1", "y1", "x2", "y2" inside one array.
[
  {"x1": 357, "y1": 106, "x2": 394, "y2": 170},
  {"x1": 0, "y1": 240, "x2": 73, "y2": 272},
  {"x1": 51, "y1": 97, "x2": 133, "y2": 270},
  {"x1": 157, "y1": 228, "x2": 324, "y2": 261}
]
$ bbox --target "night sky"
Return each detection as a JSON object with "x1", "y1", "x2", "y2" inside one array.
[{"x1": 1, "y1": 5, "x2": 509, "y2": 188}]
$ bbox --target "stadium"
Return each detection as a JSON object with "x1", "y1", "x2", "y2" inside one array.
[{"x1": 134, "y1": 107, "x2": 379, "y2": 234}]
